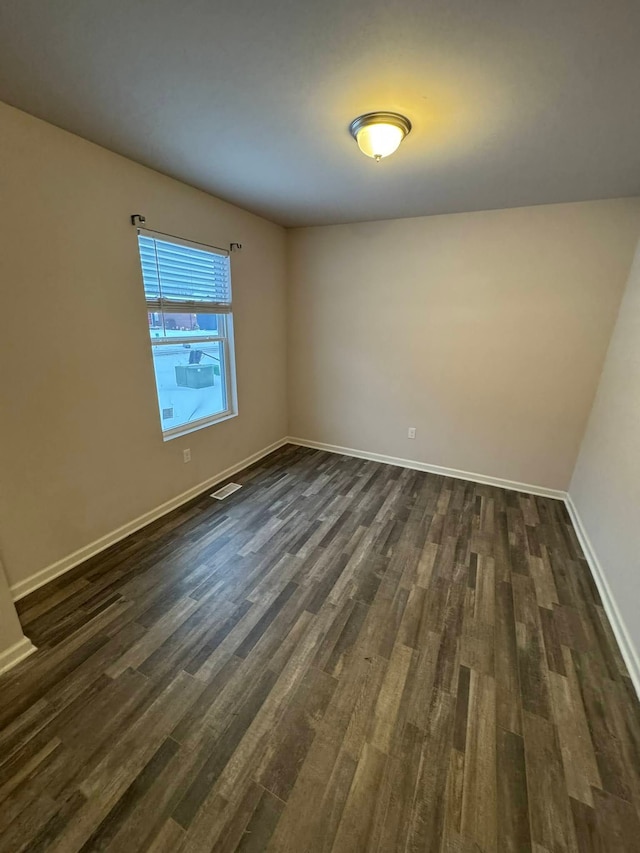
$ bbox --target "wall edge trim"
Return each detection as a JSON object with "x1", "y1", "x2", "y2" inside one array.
[
  {"x1": 286, "y1": 436, "x2": 567, "y2": 499},
  {"x1": 0, "y1": 636, "x2": 38, "y2": 676},
  {"x1": 10, "y1": 438, "x2": 289, "y2": 601},
  {"x1": 564, "y1": 493, "x2": 640, "y2": 698}
]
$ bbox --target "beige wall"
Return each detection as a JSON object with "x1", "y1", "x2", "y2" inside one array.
[
  {"x1": 0, "y1": 102, "x2": 288, "y2": 589},
  {"x1": 287, "y1": 200, "x2": 640, "y2": 490},
  {"x1": 570, "y1": 236, "x2": 640, "y2": 657}
]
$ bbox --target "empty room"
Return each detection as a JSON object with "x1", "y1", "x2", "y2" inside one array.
[{"x1": 1, "y1": 1, "x2": 639, "y2": 851}]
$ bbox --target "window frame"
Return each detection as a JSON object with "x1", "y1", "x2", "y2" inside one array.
[{"x1": 137, "y1": 228, "x2": 238, "y2": 440}]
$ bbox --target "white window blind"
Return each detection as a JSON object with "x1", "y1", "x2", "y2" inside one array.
[{"x1": 138, "y1": 231, "x2": 232, "y2": 314}]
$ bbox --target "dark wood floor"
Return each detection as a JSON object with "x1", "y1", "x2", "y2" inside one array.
[{"x1": 1, "y1": 445, "x2": 639, "y2": 852}]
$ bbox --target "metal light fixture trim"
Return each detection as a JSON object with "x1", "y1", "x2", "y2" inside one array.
[{"x1": 349, "y1": 112, "x2": 412, "y2": 161}]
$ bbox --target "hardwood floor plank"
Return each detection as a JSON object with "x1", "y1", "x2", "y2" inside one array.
[
  {"x1": 145, "y1": 818, "x2": 186, "y2": 853},
  {"x1": 256, "y1": 665, "x2": 337, "y2": 801},
  {"x1": 572, "y1": 650, "x2": 634, "y2": 802},
  {"x1": 549, "y1": 647, "x2": 601, "y2": 806},
  {"x1": 459, "y1": 671, "x2": 497, "y2": 851},
  {"x1": 522, "y1": 710, "x2": 578, "y2": 852},
  {"x1": 405, "y1": 688, "x2": 455, "y2": 853},
  {"x1": 496, "y1": 728, "x2": 531, "y2": 853},
  {"x1": 172, "y1": 668, "x2": 278, "y2": 829},
  {"x1": 369, "y1": 641, "x2": 413, "y2": 755},
  {"x1": 513, "y1": 574, "x2": 552, "y2": 719},
  {"x1": 331, "y1": 742, "x2": 388, "y2": 852},
  {"x1": 233, "y1": 785, "x2": 285, "y2": 852},
  {"x1": 264, "y1": 729, "x2": 352, "y2": 852}
]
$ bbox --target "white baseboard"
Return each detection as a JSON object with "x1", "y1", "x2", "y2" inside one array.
[
  {"x1": 0, "y1": 636, "x2": 37, "y2": 676},
  {"x1": 10, "y1": 438, "x2": 289, "y2": 602},
  {"x1": 565, "y1": 495, "x2": 640, "y2": 698},
  {"x1": 286, "y1": 437, "x2": 567, "y2": 500}
]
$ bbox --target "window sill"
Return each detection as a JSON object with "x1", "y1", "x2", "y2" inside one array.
[{"x1": 162, "y1": 410, "x2": 238, "y2": 442}]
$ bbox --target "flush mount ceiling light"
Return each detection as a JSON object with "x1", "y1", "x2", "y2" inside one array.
[{"x1": 349, "y1": 112, "x2": 412, "y2": 161}]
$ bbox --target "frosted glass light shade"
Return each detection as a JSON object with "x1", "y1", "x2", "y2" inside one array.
[
  {"x1": 355, "y1": 123, "x2": 404, "y2": 159},
  {"x1": 349, "y1": 112, "x2": 411, "y2": 161}
]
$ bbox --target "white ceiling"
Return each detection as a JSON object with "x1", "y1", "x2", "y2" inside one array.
[{"x1": 1, "y1": 0, "x2": 639, "y2": 227}]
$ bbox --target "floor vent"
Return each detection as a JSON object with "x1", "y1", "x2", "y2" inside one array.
[{"x1": 210, "y1": 482, "x2": 242, "y2": 500}]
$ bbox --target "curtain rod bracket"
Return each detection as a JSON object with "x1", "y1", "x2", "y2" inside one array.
[
  {"x1": 230, "y1": 242, "x2": 242, "y2": 253},
  {"x1": 131, "y1": 213, "x2": 146, "y2": 227}
]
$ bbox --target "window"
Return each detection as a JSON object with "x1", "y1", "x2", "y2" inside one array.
[{"x1": 136, "y1": 230, "x2": 237, "y2": 439}]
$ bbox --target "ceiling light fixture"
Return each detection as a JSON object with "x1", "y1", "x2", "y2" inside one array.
[{"x1": 349, "y1": 112, "x2": 412, "y2": 161}]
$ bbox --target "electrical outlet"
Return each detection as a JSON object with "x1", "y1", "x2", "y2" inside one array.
[
  {"x1": 183, "y1": 448, "x2": 191, "y2": 463},
  {"x1": 408, "y1": 427, "x2": 416, "y2": 439}
]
